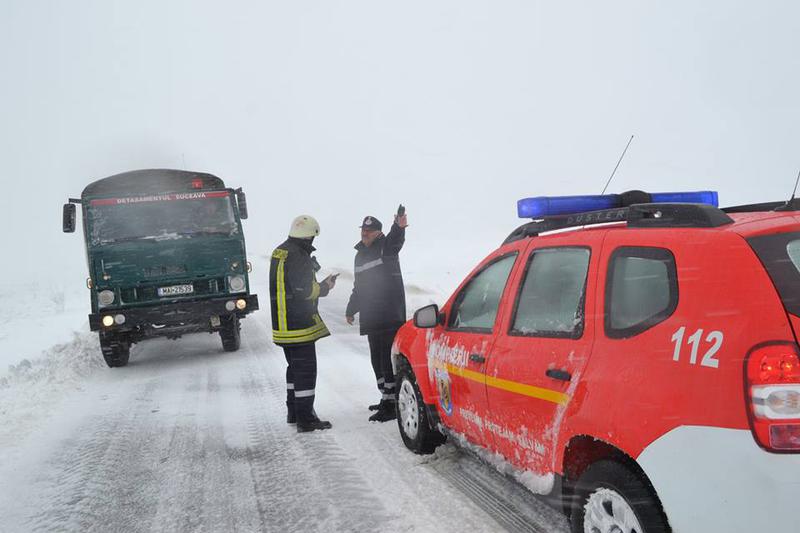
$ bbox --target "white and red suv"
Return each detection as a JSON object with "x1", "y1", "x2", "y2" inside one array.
[{"x1": 392, "y1": 191, "x2": 800, "y2": 533}]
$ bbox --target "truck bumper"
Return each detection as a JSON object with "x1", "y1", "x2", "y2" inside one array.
[{"x1": 89, "y1": 294, "x2": 260, "y2": 334}]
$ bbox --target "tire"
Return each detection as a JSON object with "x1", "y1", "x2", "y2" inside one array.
[
  {"x1": 570, "y1": 460, "x2": 671, "y2": 533},
  {"x1": 395, "y1": 361, "x2": 446, "y2": 454},
  {"x1": 219, "y1": 314, "x2": 241, "y2": 352},
  {"x1": 99, "y1": 332, "x2": 130, "y2": 368}
]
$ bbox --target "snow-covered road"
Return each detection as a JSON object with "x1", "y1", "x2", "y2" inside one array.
[{"x1": 0, "y1": 288, "x2": 569, "y2": 533}]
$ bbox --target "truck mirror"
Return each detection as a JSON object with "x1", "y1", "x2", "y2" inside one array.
[
  {"x1": 413, "y1": 304, "x2": 440, "y2": 328},
  {"x1": 63, "y1": 203, "x2": 76, "y2": 233},
  {"x1": 236, "y1": 190, "x2": 248, "y2": 219}
]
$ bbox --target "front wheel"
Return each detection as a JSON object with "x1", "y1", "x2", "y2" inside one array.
[
  {"x1": 99, "y1": 332, "x2": 130, "y2": 368},
  {"x1": 570, "y1": 460, "x2": 671, "y2": 533},
  {"x1": 395, "y1": 362, "x2": 445, "y2": 454},
  {"x1": 219, "y1": 314, "x2": 241, "y2": 352}
]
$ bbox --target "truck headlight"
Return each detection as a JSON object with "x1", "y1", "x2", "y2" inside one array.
[
  {"x1": 228, "y1": 275, "x2": 246, "y2": 293},
  {"x1": 98, "y1": 290, "x2": 115, "y2": 307}
]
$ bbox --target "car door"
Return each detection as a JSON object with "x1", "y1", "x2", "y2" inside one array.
[
  {"x1": 485, "y1": 231, "x2": 601, "y2": 479},
  {"x1": 430, "y1": 246, "x2": 522, "y2": 446}
]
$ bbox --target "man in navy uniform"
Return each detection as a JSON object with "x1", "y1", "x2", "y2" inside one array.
[
  {"x1": 346, "y1": 210, "x2": 408, "y2": 422},
  {"x1": 270, "y1": 215, "x2": 337, "y2": 432}
]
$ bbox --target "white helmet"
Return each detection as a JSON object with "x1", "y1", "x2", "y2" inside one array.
[{"x1": 289, "y1": 215, "x2": 320, "y2": 239}]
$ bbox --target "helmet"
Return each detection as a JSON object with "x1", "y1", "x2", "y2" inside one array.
[{"x1": 289, "y1": 215, "x2": 320, "y2": 238}]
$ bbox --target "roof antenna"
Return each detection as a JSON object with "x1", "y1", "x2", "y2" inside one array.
[
  {"x1": 776, "y1": 168, "x2": 800, "y2": 211},
  {"x1": 601, "y1": 135, "x2": 634, "y2": 195}
]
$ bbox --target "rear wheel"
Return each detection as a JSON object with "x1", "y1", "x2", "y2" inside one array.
[
  {"x1": 395, "y1": 361, "x2": 445, "y2": 454},
  {"x1": 99, "y1": 332, "x2": 130, "y2": 368},
  {"x1": 570, "y1": 460, "x2": 670, "y2": 533},
  {"x1": 219, "y1": 314, "x2": 241, "y2": 352}
]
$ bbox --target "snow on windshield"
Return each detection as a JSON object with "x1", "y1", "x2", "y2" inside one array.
[{"x1": 88, "y1": 192, "x2": 238, "y2": 245}]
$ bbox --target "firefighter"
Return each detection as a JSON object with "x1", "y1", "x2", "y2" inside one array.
[
  {"x1": 345, "y1": 210, "x2": 408, "y2": 422},
  {"x1": 270, "y1": 215, "x2": 337, "y2": 433}
]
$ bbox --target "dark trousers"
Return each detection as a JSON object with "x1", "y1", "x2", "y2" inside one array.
[
  {"x1": 283, "y1": 343, "x2": 317, "y2": 421},
  {"x1": 367, "y1": 328, "x2": 398, "y2": 403}
]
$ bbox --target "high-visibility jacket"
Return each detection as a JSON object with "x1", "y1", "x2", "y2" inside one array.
[{"x1": 269, "y1": 237, "x2": 330, "y2": 346}]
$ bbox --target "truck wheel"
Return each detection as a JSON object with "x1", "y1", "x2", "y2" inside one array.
[
  {"x1": 219, "y1": 314, "x2": 241, "y2": 352},
  {"x1": 395, "y1": 361, "x2": 445, "y2": 454},
  {"x1": 99, "y1": 332, "x2": 130, "y2": 368},
  {"x1": 570, "y1": 460, "x2": 670, "y2": 533}
]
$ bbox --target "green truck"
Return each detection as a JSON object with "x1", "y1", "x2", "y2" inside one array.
[{"x1": 63, "y1": 169, "x2": 259, "y2": 367}]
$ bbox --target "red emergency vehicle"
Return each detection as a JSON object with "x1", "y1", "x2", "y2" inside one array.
[{"x1": 392, "y1": 191, "x2": 800, "y2": 533}]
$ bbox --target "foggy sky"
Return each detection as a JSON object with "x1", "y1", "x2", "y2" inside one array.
[{"x1": 2, "y1": 1, "x2": 799, "y2": 294}]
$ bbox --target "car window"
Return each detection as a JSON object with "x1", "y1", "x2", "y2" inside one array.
[
  {"x1": 449, "y1": 254, "x2": 517, "y2": 332},
  {"x1": 748, "y1": 232, "x2": 800, "y2": 316},
  {"x1": 605, "y1": 247, "x2": 678, "y2": 338},
  {"x1": 510, "y1": 247, "x2": 590, "y2": 338}
]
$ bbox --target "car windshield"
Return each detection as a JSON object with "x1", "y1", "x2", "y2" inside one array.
[{"x1": 88, "y1": 192, "x2": 238, "y2": 246}]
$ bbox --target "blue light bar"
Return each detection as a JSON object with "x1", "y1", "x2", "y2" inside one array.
[
  {"x1": 517, "y1": 190, "x2": 719, "y2": 218},
  {"x1": 517, "y1": 195, "x2": 617, "y2": 218},
  {"x1": 649, "y1": 191, "x2": 718, "y2": 207}
]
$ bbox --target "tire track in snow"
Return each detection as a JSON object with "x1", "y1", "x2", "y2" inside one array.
[
  {"x1": 239, "y1": 327, "x2": 392, "y2": 532},
  {"x1": 240, "y1": 373, "x2": 334, "y2": 532},
  {"x1": 430, "y1": 451, "x2": 569, "y2": 533},
  {"x1": 28, "y1": 378, "x2": 164, "y2": 533}
]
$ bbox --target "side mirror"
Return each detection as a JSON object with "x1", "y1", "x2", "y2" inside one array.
[
  {"x1": 236, "y1": 189, "x2": 248, "y2": 219},
  {"x1": 63, "y1": 203, "x2": 76, "y2": 233},
  {"x1": 413, "y1": 304, "x2": 440, "y2": 328}
]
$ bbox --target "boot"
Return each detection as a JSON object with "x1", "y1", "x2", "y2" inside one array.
[
  {"x1": 368, "y1": 403, "x2": 381, "y2": 411},
  {"x1": 368, "y1": 400, "x2": 396, "y2": 422},
  {"x1": 297, "y1": 414, "x2": 332, "y2": 433},
  {"x1": 286, "y1": 402, "x2": 296, "y2": 424}
]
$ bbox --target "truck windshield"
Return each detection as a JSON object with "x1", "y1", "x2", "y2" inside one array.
[{"x1": 88, "y1": 192, "x2": 238, "y2": 246}]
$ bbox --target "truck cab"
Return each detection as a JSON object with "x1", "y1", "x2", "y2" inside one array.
[{"x1": 63, "y1": 169, "x2": 259, "y2": 367}]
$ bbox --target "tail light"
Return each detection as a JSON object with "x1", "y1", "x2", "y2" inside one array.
[{"x1": 746, "y1": 343, "x2": 800, "y2": 452}]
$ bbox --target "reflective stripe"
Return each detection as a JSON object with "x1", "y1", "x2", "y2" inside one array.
[
  {"x1": 308, "y1": 281, "x2": 320, "y2": 300},
  {"x1": 273, "y1": 331, "x2": 329, "y2": 344},
  {"x1": 382, "y1": 393, "x2": 396, "y2": 400},
  {"x1": 295, "y1": 389, "x2": 315, "y2": 398},
  {"x1": 445, "y1": 363, "x2": 569, "y2": 405},
  {"x1": 272, "y1": 249, "x2": 289, "y2": 331},
  {"x1": 287, "y1": 383, "x2": 295, "y2": 390},
  {"x1": 274, "y1": 322, "x2": 327, "y2": 338},
  {"x1": 376, "y1": 378, "x2": 385, "y2": 384},
  {"x1": 355, "y1": 258, "x2": 384, "y2": 274},
  {"x1": 384, "y1": 382, "x2": 395, "y2": 389},
  {"x1": 273, "y1": 320, "x2": 328, "y2": 338},
  {"x1": 273, "y1": 312, "x2": 330, "y2": 344}
]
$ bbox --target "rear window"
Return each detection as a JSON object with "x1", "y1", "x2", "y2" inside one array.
[
  {"x1": 605, "y1": 247, "x2": 678, "y2": 338},
  {"x1": 748, "y1": 231, "x2": 800, "y2": 316}
]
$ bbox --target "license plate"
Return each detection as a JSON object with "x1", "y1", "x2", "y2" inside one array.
[{"x1": 157, "y1": 284, "x2": 194, "y2": 297}]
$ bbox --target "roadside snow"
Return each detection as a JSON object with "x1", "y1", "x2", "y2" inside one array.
[{"x1": 0, "y1": 276, "x2": 568, "y2": 532}]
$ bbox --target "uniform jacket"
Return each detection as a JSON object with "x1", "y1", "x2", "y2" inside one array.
[
  {"x1": 346, "y1": 223, "x2": 407, "y2": 335},
  {"x1": 269, "y1": 237, "x2": 330, "y2": 346}
]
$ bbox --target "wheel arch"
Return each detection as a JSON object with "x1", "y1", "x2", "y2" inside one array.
[
  {"x1": 560, "y1": 434, "x2": 661, "y2": 517},
  {"x1": 392, "y1": 351, "x2": 437, "y2": 405}
]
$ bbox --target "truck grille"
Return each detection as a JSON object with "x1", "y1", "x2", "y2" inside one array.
[
  {"x1": 120, "y1": 277, "x2": 224, "y2": 304},
  {"x1": 142, "y1": 265, "x2": 188, "y2": 278}
]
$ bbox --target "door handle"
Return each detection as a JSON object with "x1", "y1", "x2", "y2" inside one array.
[
  {"x1": 469, "y1": 353, "x2": 486, "y2": 364},
  {"x1": 546, "y1": 368, "x2": 571, "y2": 382}
]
